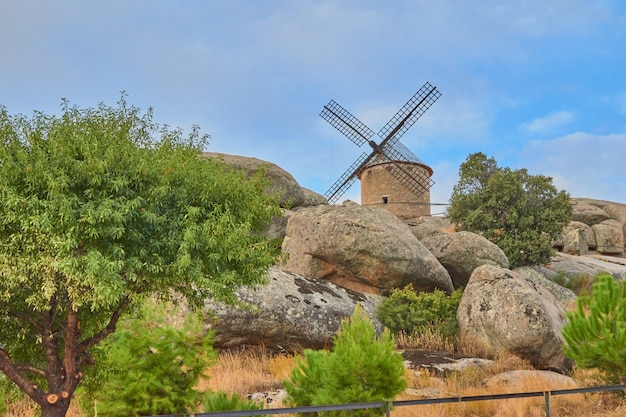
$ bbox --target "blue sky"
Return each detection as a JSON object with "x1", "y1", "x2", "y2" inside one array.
[{"x1": 2, "y1": 1, "x2": 625, "y2": 211}]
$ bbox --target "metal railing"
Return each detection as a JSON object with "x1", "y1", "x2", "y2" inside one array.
[{"x1": 148, "y1": 384, "x2": 626, "y2": 417}]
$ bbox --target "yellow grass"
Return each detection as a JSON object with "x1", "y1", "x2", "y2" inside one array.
[{"x1": 4, "y1": 347, "x2": 625, "y2": 417}]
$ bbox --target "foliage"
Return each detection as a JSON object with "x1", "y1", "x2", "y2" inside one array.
[
  {"x1": 447, "y1": 152, "x2": 572, "y2": 268},
  {"x1": 284, "y1": 306, "x2": 407, "y2": 417},
  {"x1": 202, "y1": 391, "x2": 263, "y2": 414},
  {"x1": 83, "y1": 302, "x2": 215, "y2": 417},
  {"x1": 551, "y1": 271, "x2": 597, "y2": 296},
  {"x1": 376, "y1": 285, "x2": 462, "y2": 341},
  {"x1": 562, "y1": 273, "x2": 626, "y2": 384},
  {"x1": 0, "y1": 96, "x2": 282, "y2": 417}
]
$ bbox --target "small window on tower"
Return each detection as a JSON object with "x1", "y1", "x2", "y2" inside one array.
[{"x1": 382, "y1": 196, "x2": 388, "y2": 204}]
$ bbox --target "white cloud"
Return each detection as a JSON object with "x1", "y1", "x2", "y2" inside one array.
[
  {"x1": 520, "y1": 111, "x2": 574, "y2": 133},
  {"x1": 515, "y1": 132, "x2": 626, "y2": 203}
]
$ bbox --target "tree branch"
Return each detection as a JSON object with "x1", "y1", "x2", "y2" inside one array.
[
  {"x1": 16, "y1": 364, "x2": 47, "y2": 378},
  {"x1": 0, "y1": 348, "x2": 45, "y2": 407},
  {"x1": 78, "y1": 295, "x2": 131, "y2": 354},
  {"x1": 7, "y1": 311, "x2": 45, "y2": 333}
]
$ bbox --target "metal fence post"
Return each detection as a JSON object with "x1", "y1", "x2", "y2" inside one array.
[
  {"x1": 544, "y1": 391, "x2": 551, "y2": 417},
  {"x1": 385, "y1": 401, "x2": 391, "y2": 417}
]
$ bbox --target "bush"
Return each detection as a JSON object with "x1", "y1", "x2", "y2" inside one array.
[
  {"x1": 202, "y1": 391, "x2": 263, "y2": 414},
  {"x1": 88, "y1": 302, "x2": 215, "y2": 416},
  {"x1": 284, "y1": 306, "x2": 406, "y2": 417},
  {"x1": 376, "y1": 285, "x2": 462, "y2": 341},
  {"x1": 562, "y1": 273, "x2": 626, "y2": 384},
  {"x1": 551, "y1": 271, "x2": 596, "y2": 296},
  {"x1": 447, "y1": 152, "x2": 572, "y2": 268}
]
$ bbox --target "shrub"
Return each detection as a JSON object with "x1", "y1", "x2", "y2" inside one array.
[
  {"x1": 376, "y1": 285, "x2": 462, "y2": 341},
  {"x1": 562, "y1": 273, "x2": 626, "y2": 384},
  {"x1": 284, "y1": 306, "x2": 406, "y2": 417},
  {"x1": 551, "y1": 271, "x2": 596, "y2": 296},
  {"x1": 202, "y1": 391, "x2": 263, "y2": 414},
  {"x1": 88, "y1": 302, "x2": 215, "y2": 416},
  {"x1": 447, "y1": 152, "x2": 572, "y2": 268}
]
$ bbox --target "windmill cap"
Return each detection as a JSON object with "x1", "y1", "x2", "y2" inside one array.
[{"x1": 364, "y1": 141, "x2": 434, "y2": 176}]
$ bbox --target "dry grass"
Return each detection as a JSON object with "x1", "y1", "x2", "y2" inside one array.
[
  {"x1": 4, "y1": 347, "x2": 625, "y2": 417},
  {"x1": 397, "y1": 351, "x2": 625, "y2": 417},
  {"x1": 199, "y1": 345, "x2": 296, "y2": 398},
  {"x1": 395, "y1": 328, "x2": 455, "y2": 352}
]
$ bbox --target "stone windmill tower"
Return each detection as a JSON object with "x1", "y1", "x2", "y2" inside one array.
[{"x1": 321, "y1": 82, "x2": 441, "y2": 219}]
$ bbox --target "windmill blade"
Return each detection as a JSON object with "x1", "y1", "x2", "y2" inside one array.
[
  {"x1": 324, "y1": 152, "x2": 371, "y2": 204},
  {"x1": 377, "y1": 82, "x2": 441, "y2": 148},
  {"x1": 383, "y1": 162, "x2": 434, "y2": 197},
  {"x1": 379, "y1": 145, "x2": 435, "y2": 197},
  {"x1": 320, "y1": 100, "x2": 375, "y2": 147}
]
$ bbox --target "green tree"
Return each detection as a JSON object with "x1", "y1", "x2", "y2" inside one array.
[
  {"x1": 86, "y1": 302, "x2": 215, "y2": 417},
  {"x1": 562, "y1": 273, "x2": 626, "y2": 384},
  {"x1": 447, "y1": 152, "x2": 572, "y2": 268},
  {"x1": 0, "y1": 97, "x2": 281, "y2": 417},
  {"x1": 284, "y1": 306, "x2": 407, "y2": 417}
]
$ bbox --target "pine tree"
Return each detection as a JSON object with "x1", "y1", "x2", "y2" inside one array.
[
  {"x1": 562, "y1": 273, "x2": 626, "y2": 384},
  {"x1": 284, "y1": 306, "x2": 406, "y2": 417}
]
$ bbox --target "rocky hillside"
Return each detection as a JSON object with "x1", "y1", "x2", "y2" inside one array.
[{"x1": 203, "y1": 153, "x2": 626, "y2": 374}]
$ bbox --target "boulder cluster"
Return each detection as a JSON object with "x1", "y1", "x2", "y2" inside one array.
[
  {"x1": 203, "y1": 153, "x2": 626, "y2": 375},
  {"x1": 556, "y1": 198, "x2": 626, "y2": 257}
]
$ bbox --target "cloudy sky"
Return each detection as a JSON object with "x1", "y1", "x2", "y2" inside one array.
[{"x1": 2, "y1": 1, "x2": 625, "y2": 211}]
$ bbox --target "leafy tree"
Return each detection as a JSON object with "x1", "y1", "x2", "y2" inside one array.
[
  {"x1": 85, "y1": 302, "x2": 215, "y2": 417},
  {"x1": 376, "y1": 285, "x2": 462, "y2": 340},
  {"x1": 447, "y1": 152, "x2": 572, "y2": 268},
  {"x1": 0, "y1": 97, "x2": 281, "y2": 417},
  {"x1": 284, "y1": 306, "x2": 407, "y2": 417},
  {"x1": 562, "y1": 273, "x2": 626, "y2": 384}
]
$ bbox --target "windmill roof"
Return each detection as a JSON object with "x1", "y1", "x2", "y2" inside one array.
[{"x1": 365, "y1": 141, "x2": 432, "y2": 170}]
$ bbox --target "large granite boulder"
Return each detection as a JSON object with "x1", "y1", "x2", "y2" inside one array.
[
  {"x1": 457, "y1": 264, "x2": 574, "y2": 373},
  {"x1": 541, "y1": 253, "x2": 626, "y2": 280},
  {"x1": 405, "y1": 217, "x2": 453, "y2": 240},
  {"x1": 296, "y1": 187, "x2": 328, "y2": 209},
  {"x1": 592, "y1": 219, "x2": 624, "y2": 255},
  {"x1": 567, "y1": 198, "x2": 626, "y2": 256},
  {"x1": 205, "y1": 267, "x2": 383, "y2": 351},
  {"x1": 571, "y1": 200, "x2": 611, "y2": 225},
  {"x1": 515, "y1": 267, "x2": 577, "y2": 306},
  {"x1": 203, "y1": 152, "x2": 305, "y2": 208},
  {"x1": 282, "y1": 201, "x2": 454, "y2": 295},
  {"x1": 486, "y1": 370, "x2": 578, "y2": 389},
  {"x1": 420, "y1": 231, "x2": 509, "y2": 288},
  {"x1": 555, "y1": 221, "x2": 595, "y2": 255}
]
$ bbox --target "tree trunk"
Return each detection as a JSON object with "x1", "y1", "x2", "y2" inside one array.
[{"x1": 40, "y1": 399, "x2": 71, "y2": 417}]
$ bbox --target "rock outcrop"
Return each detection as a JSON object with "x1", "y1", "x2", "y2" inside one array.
[
  {"x1": 557, "y1": 199, "x2": 626, "y2": 257},
  {"x1": 486, "y1": 370, "x2": 578, "y2": 389},
  {"x1": 457, "y1": 265, "x2": 574, "y2": 373},
  {"x1": 202, "y1": 152, "x2": 305, "y2": 208},
  {"x1": 420, "y1": 231, "x2": 509, "y2": 288},
  {"x1": 205, "y1": 267, "x2": 383, "y2": 351},
  {"x1": 297, "y1": 187, "x2": 328, "y2": 209},
  {"x1": 541, "y1": 252, "x2": 626, "y2": 280},
  {"x1": 281, "y1": 201, "x2": 454, "y2": 295},
  {"x1": 405, "y1": 217, "x2": 453, "y2": 240}
]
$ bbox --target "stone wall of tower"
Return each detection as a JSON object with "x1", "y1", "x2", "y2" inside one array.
[{"x1": 359, "y1": 162, "x2": 431, "y2": 219}]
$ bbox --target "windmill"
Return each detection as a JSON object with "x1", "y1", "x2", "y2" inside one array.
[{"x1": 321, "y1": 82, "x2": 441, "y2": 219}]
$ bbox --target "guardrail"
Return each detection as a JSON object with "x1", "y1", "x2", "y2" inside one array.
[{"x1": 148, "y1": 384, "x2": 626, "y2": 417}]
